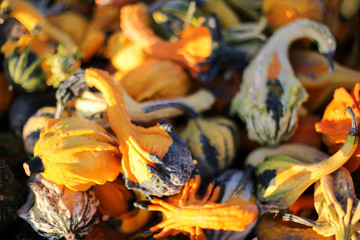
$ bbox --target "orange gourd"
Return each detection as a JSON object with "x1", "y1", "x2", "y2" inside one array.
[
  {"x1": 84, "y1": 68, "x2": 194, "y2": 197},
  {"x1": 120, "y1": 2, "x2": 212, "y2": 78},
  {"x1": 137, "y1": 175, "x2": 261, "y2": 240},
  {"x1": 23, "y1": 116, "x2": 121, "y2": 191}
]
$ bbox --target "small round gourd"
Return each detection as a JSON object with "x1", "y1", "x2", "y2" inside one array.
[
  {"x1": 23, "y1": 116, "x2": 121, "y2": 191},
  {"x1": 3, "y1": 45, "x2": 47, "y2": 93},
  {"x1": 18, "y1": 174, "x2": 99, "y2": 240}
]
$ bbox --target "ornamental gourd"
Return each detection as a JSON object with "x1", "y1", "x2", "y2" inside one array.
[
  {"x1": 18, "y1": 174, "x2": 99, "y2": 240},
  {"x1": 23, "y1": 116, "x2": 121, "y2": 191},
  {"x1": 255, "y1": 107, "x2": 359, "y2": 208},
  {"x1": 142, "y1": 100, "x2": 239, "y2": 179},
  {"x1": 84, "y1": 68, "x2": 194, "y2": 197},
  {"x1": 230, "y1": 19, "x2": 336, "y2": 146},
  {"x1": 3, "y1": 44, "x2": 47, "y2": 93}
]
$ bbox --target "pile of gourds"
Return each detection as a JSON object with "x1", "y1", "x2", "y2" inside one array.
[{"x1": 0, "y1": 0, "x2": 360, "y2": 239}]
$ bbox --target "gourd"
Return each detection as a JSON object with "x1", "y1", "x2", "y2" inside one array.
[
  {"x1": 0, "y1": 160, "x2": 26, "y2": 230},
  {"x1": 74, "y1": 88, "x2": 215, "y2": 124},
  {"x1": 135, "y1": 174, "x2": 278, "y2": 239},
  {"x1": 57, "y1": 68, "x2": 214, "y2": 123},
  {"x1": 117, "y1": 58, "x2": 191, "y2": 102},
  {"x1": 282, "y1": 167, "x2": 360, "y2": 240},
  {"x1": 18, "y1": 174, "x2": 99, "y2": 240},
  {"x1": 3, "y1": 44, "x2": 47, "y2": 93},
  {"x1": 313, "y1": 167, "x2": 360, "y2": 239},
  {"x1": 230, "y1": 19, "x2": 336, "y2": 146},
  {"x1": 84, "y1": 68, "x2": 194, "y2": 197},
  {"x1": 120, "y1": 2, "x2": 212, "y2": 78},
  {"x1": 23, "y1": 116, "x2": 121, "y2": 191},
  {"x1": 232, "y1": 143, "x2": 329, "y2": 197},
  {"x1": 142, "y1": 100, "x2": 239, "y2": 179},
  {"x1": 255, "y1": 107, "x2": 359, "y2": 208}
]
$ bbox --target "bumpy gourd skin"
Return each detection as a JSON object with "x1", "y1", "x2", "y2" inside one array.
[
  {"x1": 18, "y1": 174, "x2": 99, "y2": 240},
  {"x1": 29, "y1": 116, "x2": 121, "y2": 191},
  {"x1": 84, "y1": 68, "x2": 194, "y2": 197}
]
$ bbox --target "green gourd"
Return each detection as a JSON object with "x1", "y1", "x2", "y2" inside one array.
[{"x1": 3, "y1": 45, "x2": 47, "y2": 93}]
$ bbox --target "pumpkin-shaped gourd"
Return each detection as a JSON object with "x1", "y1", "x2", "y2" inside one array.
[
  {"x1": 3, "y1": 44, "x2": 47, "y2": 93},
  {"x1": 23, "y1": 116, "x2": 121, "y2": 191},
  {"x1": 142, "y1": 100, "x2": 239, "y2": 179},
  {"x1": 0, "y1": 160, "x2": 26, "y2": 230},
  {"x1": 18, "y1": 174, "x2": 99, "y2": 240}
]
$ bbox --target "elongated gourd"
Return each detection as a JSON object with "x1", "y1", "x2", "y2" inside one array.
[
  {"x1": 84, "y1": 68, "x2": 194, "y2": 197},
  {"x1": 23, "y1": 116, "x2": 121, "y2": 191},
  {"x1": 230, "y1": 19, "x2": 336, "y2": 146},
  {"x1": 256, "y1": 107, "x2": 359, "y2": 208}
]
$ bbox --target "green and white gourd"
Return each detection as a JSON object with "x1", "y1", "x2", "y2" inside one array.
[{"x1": 230, "y1": 19, "x2": 336, "y2": 146}]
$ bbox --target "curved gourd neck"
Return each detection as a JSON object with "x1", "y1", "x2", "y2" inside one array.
[
  {"x1": 84, "y1": 69, "x2": 135, "y2": 142},
  {"x1": 257, "y1": 19, "x2": 336, "y2": 65}
]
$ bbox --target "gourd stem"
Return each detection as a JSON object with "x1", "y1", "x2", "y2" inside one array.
[
  {"x1": 258, "y1": 204, "x2": 279, "y2": 215},
  {"x1": 23, "y1": 156, "x2": 45, "y2": 176},
  {"x1": 345, "y1": 106, "x2": 358, "y2": 130},
  {"x1": 324, "y1": 52, "x2": 334, "y2": 73},
  {"x1": 282, "y1": 213, "x2": 322, "y2": 228},
  {"x1": 142, "y1": 100, "x2": 200, "y2": 119}
]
